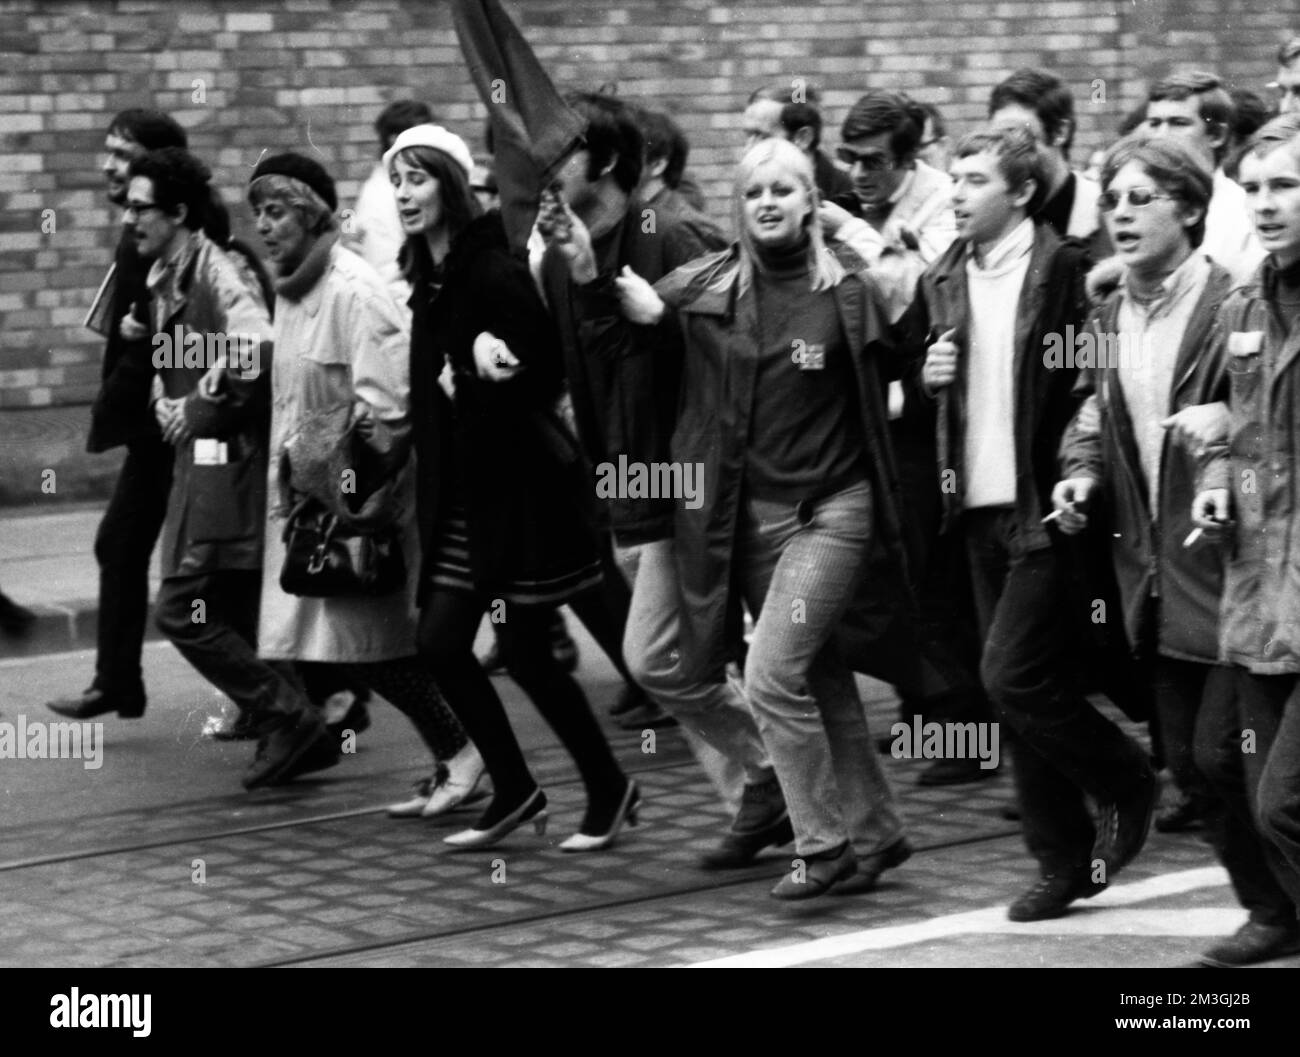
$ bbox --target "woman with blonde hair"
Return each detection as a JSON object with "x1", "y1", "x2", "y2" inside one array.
[{"x1": 616, "y1": 137, "x2": 912, "y2": 897}]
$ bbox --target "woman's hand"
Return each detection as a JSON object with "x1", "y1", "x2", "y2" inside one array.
[
  {"x1": 614, "y1": 265, "x2": 665, "y2": 325},
  {"x1": 537, "y1": 188, "x2": 598, "y2": 284},
  {"x1": 1161, "y1": 401, "x2": 1229, "y2": 456},
  {"x1": 472, "y1": 331, "x2": 524, "y2": 382},
  {"x1": 119, "y1": 302, "x2": 147, "y2": 341},
  {"x1": 155, "y1": 397, "x2": 192, "y2": 446},
  {"x1": 816, "y1": 200, "x2": 862, "y2": 240}
]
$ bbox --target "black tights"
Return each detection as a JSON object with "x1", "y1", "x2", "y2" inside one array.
[
  {"x1": 296, "y1": 658, "x2": 468, "y2": 762},
  {"x1": 418, "y1": 589, "x2": 625, "y2": 822}
]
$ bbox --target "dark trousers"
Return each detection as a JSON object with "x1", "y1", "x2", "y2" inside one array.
[
  {"x1": 1150, "y1": 656, "x2": 1217, "y2": 810},
  {"x1": 93, "y1": 437, "x2": 173, "y2": 703},
  {"x1": 895, "y1": 431, "x2": 989, "y2": 726},
  {"x1": 964, "y1": 508, "x2": 1152, "y2": 876},
  {"x1": 155, "y1": 569, "x2": 306, "y2": 733},
  {"x1": 1196, "y1": 669, "x2": 1300, "y2": 920},
  {"x1": 417, "y1": 588, "x2": 624, "y2": 806}
]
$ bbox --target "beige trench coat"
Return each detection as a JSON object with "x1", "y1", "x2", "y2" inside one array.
[{"x1": 257, "y1": 243, "x2": 421, "y2": 662}]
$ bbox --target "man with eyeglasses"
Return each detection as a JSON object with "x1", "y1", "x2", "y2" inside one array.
[
  {"x1": 46, "y1": 109, "x2": 187, "y2": 724},
  {"x1": 1057, "y1": 133, "x2": 1300, "y2": 966},
  {"x1": 1143, "y1": 72, "x2": 1264, "y2": 279},
  {"x1": 1272, "y1": 38, "x2": 1300, "y2": 115},
  {"x1": 819, "y1": 91, "x2": 993, "y2": 789},
  {"x1": 822, "y1": 91, "x2": 958, "y2": 321}
]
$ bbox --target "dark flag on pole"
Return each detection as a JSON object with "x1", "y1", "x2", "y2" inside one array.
[{"x1": 451, "y1": 0, "x2": 587, "y2": 255}]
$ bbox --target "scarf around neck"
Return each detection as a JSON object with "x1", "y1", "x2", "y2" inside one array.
[{"x1": 275, "y1": 230, "x2": 339, "y2": 301}]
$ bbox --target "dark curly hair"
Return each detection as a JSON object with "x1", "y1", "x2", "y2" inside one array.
[{"x1": 127, "y1": 147, "x2": 212, "y2": 230}]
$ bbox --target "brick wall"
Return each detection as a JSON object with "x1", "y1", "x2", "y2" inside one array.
[{"x1": 0, "y1": 0, "x2": 1294, "y2": 410}]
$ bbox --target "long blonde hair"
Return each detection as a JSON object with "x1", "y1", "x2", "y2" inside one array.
[{"x1": 732, "y1": 137, "x2": 845, "y2": 293}]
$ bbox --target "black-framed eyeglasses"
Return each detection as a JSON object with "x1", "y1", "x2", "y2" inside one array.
[
  {"x1": 1097, "y1": 187, "x2": 1176, "y2": 212},
  {"x1": 835, "y1": 147, "x2": 896, "y2": 172},
  {"x1": 123, "y1": 201, "x2": 163, "y2": 218}
]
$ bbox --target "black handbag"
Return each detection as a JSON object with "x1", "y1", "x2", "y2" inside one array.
[{"x1": 280, "y1": 496, "x2": 406, "y2": 598}]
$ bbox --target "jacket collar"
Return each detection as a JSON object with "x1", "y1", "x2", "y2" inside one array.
[
  {"x1": 1259, "y1": 254, "x2": 1300, "y2": 386},
  {"x1": 146, "y1": 229, "x2": 206, "y2": 328},
  {"x1": 1099, "y1": 256, "x2": 1233, "y2": 406}
]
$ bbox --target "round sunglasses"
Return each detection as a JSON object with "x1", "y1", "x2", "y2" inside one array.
[{"x1": 1097, "y1": 187, "x2": 1177, "y2": 212}]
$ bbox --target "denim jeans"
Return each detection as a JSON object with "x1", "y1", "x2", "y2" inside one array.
[
  {"x1": 736, "y1": 481, "x2": 903, "y2": 858},
  {"x1": 155, "y1": 570, "x2": 308, "y2": 734},
  {"x1": 963, "y1": 507, "x2": 1152, "y2": 875},
  {"x1": 616, "y1": 538, "x2": 770, "y2": 812}
]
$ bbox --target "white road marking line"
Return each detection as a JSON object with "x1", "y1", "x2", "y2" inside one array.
[
  {"x1": 0, "y1": 639, "x2": 171, "y2": 669},
  {"x1": 688, "y1": 866, "x2": 1232, "y2": 968}
]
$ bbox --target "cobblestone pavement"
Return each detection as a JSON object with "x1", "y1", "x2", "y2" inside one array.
[{"x1": 3, "y1": 643, "x2": 1296, "y2": 970}]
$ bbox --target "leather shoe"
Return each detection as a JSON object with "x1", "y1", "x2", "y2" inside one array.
[
  {"x1": 834, "y1": 836, "x2": 914, "y2": 895},
  {"x1": 47, "y1": 687, "x2": 144, "y2": 720},
  {"x1": 1154, "y1": 791, "x2": 1209, "y2": 833},
  {"x1": 1093, "y1": 767, "x2": 1157, "y2": 876},
  {"x1": 243, "y1": 711, "x2": 328, "y2": 790},
  {"x1": 770, "y1": 842, "x2": 856, "y2": 900},
  {"x1": 276, "y1": 730, "x2": 341, "y2": 783},
  {"x1": 700, "y1": 776, "x2": 794, "y2": 870},
  {"x1": 1199, "y1": 920, "x2": 1300, "y2": 967},
  {"x1": 1007, "y1": 871, "x2": 1104, "y2": 922}
]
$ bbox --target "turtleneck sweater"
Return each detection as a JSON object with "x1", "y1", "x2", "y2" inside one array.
[{"x1": 745, "y1": 235, "x2": 867, "y2": 501}]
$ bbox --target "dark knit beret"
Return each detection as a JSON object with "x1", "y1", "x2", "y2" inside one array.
[{"x1": 249, "y1": 152, "x2": 338, "y2": 211}]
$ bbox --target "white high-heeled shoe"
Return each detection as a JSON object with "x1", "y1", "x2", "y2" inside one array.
[
  {"x1": 387, "y1": 774, "x2": 438, "y2": 818},
  {"x1": 444, "y1": 788, "x2": 548, "y2": 849},
  {"x1": 558, "y1": 781, "x2": 641, "y2": 853},
  {"x1": 422, "y1": 744, "x2": 488, "y2": 818}
]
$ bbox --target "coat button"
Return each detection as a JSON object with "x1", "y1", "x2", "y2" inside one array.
[{"x1": 796, "y1": 499, "x2": 814, "y2": 525}]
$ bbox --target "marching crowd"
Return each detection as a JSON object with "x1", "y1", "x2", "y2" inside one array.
[{"x1": 7, "y1": 33, "x2": 1300, "y2": 968}]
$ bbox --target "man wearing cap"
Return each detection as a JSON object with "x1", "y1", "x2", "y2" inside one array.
[{"x1": 244, "y1": 150, "x2": 471, "y2": 795}]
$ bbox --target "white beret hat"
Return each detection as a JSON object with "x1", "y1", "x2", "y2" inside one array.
[{"x1": 382, "y1": 123, "x2": 475, "y2": 179}]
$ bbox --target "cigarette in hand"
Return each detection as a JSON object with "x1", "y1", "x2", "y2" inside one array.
[
  {"x1": 1041, "y1": 509, "x2": 1064, "y2": 524},
  {"x1": 1183, "y1": 528, "x2": 1203, "y2": 548}
]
